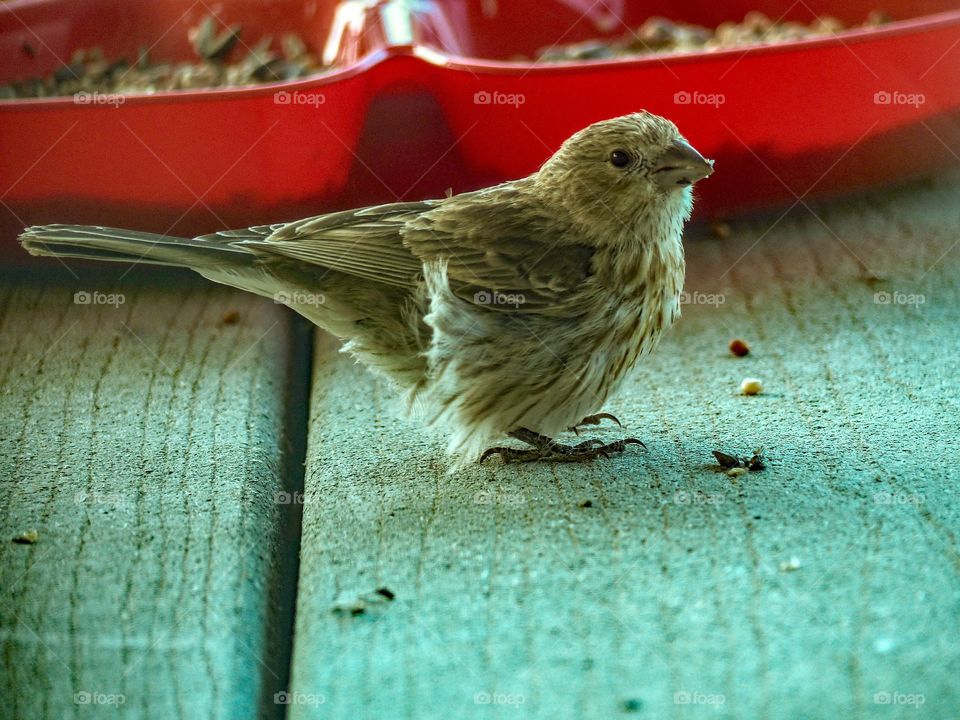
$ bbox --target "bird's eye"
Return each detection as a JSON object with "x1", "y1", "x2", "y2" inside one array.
[{"x1": 609, "y1": 150, "x2": 631, "y2": 168}]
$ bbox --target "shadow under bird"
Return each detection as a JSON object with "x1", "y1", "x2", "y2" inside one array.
[{"x1": 21, "y1": 111, "x2": 714, "y2": 468}]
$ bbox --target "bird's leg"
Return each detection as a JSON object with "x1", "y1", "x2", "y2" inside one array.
[
  {"x1": 568, "y1": 412, "x2": 622, "y2": 435},
  {"x1": 480, "y1": 426, "x2": 645, "y2": 465}
]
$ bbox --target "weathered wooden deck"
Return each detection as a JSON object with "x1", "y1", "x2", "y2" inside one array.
[{"x1": 2, "y1": 175, "x2": 959, "y2": 719}]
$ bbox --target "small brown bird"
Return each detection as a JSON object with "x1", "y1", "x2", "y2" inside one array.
[{"x1": 20, "y1": 111, "x2": 713, "y2": 467}]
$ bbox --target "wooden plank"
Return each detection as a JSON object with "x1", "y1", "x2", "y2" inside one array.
[
  {"x1": 0, "y1": 268, "x2": 305, "y2": 719},
  {"x1": 289, "y1": 176, "x2": 960, "y2": 719}
]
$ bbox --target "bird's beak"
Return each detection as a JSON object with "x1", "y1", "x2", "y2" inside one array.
[{"x1": 652, "y1": 139, "x2": 714, "y2": 190}]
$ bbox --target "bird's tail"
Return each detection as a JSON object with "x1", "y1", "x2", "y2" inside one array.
[{"x1": 19, "y1": 224, "x2": 255, "y2": 269}]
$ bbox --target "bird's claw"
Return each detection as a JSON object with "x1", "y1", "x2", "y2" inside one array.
[
  {"x1": 480, "y1": 437, "x2": 645, "y2": 465},
  {"x1": 569, "y1": 412, "x2": 623, "y2": 435}
]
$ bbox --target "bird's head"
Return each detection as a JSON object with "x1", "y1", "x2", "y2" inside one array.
[{"x1": 534, "y1": 111, "x2": 714, "y2": 240}]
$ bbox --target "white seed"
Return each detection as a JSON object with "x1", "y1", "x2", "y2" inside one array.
[
  {"x1": 779, "y1": 556, "x2": 802, "y2": 572},
  {"x1": 740, "y1": 377, "x2": 763, "y2": 395}
]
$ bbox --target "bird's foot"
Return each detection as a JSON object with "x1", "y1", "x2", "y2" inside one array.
[
  {"x1": 480, "y1": 427, "x2": 645, "y2": 465},
  {"x1": 569, "y1": 412, "x2": 622, "y2": 435}
]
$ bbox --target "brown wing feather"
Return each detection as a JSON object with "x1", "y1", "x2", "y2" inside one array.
[
  {"x1": 402, "y1": 184, "x2": 593, "y2": 313},
  {"x1": 197, "y1": 202, "x2": 435, "y2": 288},
  {"x1": 196, "y1": 188, "x2": 592, "y2": 312}
]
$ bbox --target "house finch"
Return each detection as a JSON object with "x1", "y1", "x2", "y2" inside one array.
[{"x1": 20, "y1": 111, "x2": 713, "y2": 467}]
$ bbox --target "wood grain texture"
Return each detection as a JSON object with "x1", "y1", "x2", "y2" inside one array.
[
  {"x1": 289, "y1": 176, "x2": 960, "y2": 720},
  {"x1": 0, "y1": 269, "x2": 301, "y2": 720}
]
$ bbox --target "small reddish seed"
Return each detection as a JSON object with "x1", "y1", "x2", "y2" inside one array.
[{"x1": 729, "y1": 338, "x2": 750, "y2": 357}]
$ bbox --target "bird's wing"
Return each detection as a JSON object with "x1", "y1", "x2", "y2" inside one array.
[
  {"x1": 198, "y1": 201, "x2": 435, "y2": 288},
  {"x1": 402, "y1": 186, "x2": 593, "y2": 313}
]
